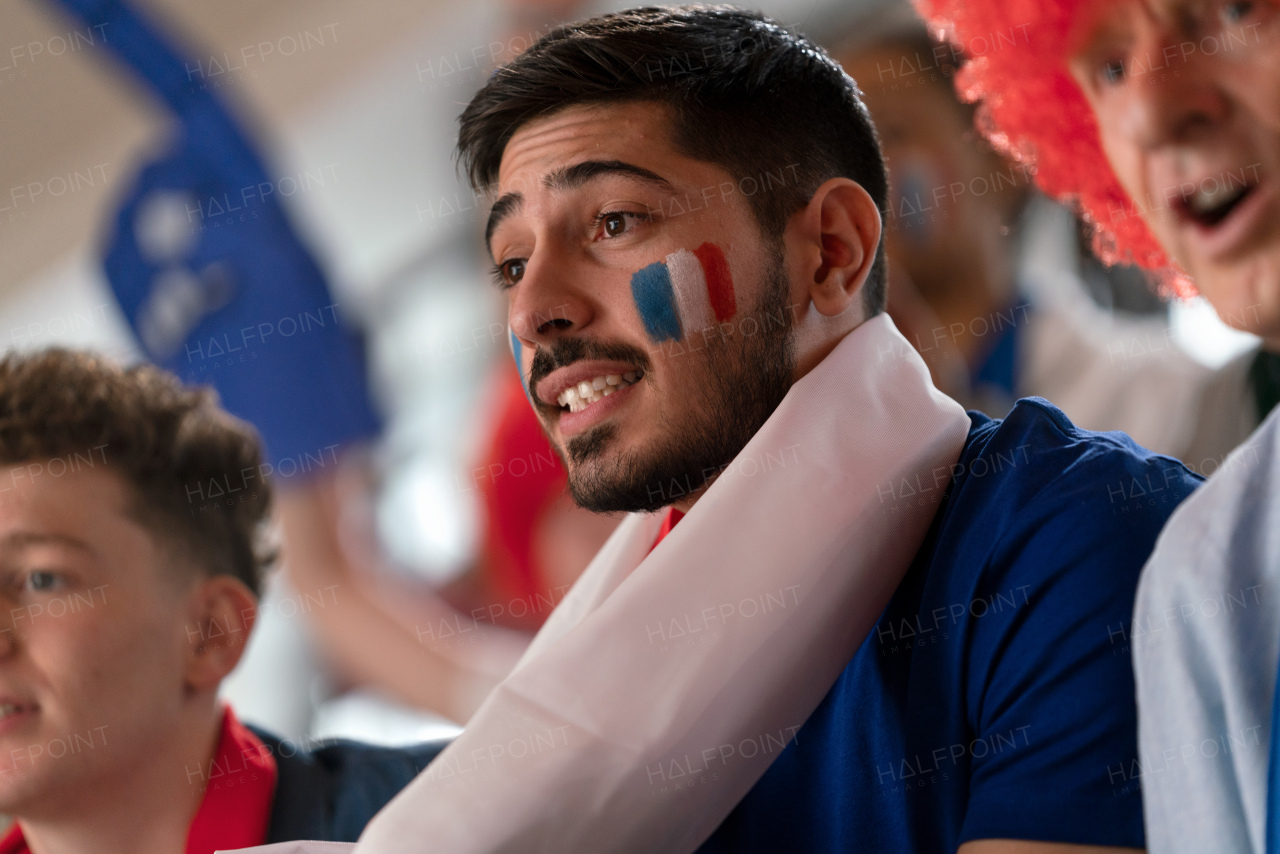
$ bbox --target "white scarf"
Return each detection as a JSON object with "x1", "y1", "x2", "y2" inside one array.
[{"x1": 223, "y1": 314, "x2": 971, "y2": 854}]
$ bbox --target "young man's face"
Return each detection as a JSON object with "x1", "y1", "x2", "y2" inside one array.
[
  {"x1": 0, "y1": 465, "x2": 196, "y2": 816},
  {"x1": 1067, "y1": 0, "x2": 1280, "y2": 343},
  {"x1": 490, "y1": 101, "x2": 801, "y2": 513}
]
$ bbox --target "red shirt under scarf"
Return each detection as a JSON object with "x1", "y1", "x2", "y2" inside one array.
[
  {"x1": 650, "y1": 507, "x2": 685, "y2": 552},
  {"x1": 0, "y1": 706, "x2": 277, "y2": 854}
]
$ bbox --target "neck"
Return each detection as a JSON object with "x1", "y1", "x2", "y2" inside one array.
[
  {"x1": 19, "y1": 703, "x2": 221, "y2": 854},
  {"x1": 914, "y1": 215, "x2": 1019, "y2": 370},
  {"x1": 922, "y1": 265, "x2": 1016, "y2": 370},
  {"x1": 672, "y1": 495, "x2": 698, "y2": 514}
]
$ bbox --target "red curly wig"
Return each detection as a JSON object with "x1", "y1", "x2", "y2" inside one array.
[{"x1": 911, "y1": 0, "x2": 1197, "y2": 297}]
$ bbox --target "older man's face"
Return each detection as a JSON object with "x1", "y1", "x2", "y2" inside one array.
[{"x1": 1068, "y1": 0, "x2": 1280, "y2": 345}]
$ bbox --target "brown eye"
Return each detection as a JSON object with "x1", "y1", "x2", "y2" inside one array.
[
  {"x1": 500, "y1": 259, "x2": 526, "y2": 286},
  {"x1": 603, "y1": 212, "x2": 628, "y2": 237},
  {"x1": 593, "y1": 210, "x2": 649, "y2": 241}
]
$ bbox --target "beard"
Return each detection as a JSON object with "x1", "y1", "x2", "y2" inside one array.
[{"x1": 528, "y1": 252, "x2": 795, "y2": 514}]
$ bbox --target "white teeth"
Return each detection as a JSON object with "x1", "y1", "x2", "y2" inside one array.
[
  {"x1": 1188, "y1": 182, "x2": 1248, "y2": 215},
  {"x1": 1189, "y1": 188, "x2": 1224, "y2": 214},
  {"x1": 554, "y1": 370, "x2": 644, "y2": 412},
  {"x1": 0, "y1": 704, "x2": 22, "y2": 717}
]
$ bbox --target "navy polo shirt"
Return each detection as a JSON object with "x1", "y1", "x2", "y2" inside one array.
[
  {"x1": 698, "y1": 398, "x2": 1201, "y2": 853},
  {"x1": 251, "y1": 728, "x2": 450, "y2": 843}
]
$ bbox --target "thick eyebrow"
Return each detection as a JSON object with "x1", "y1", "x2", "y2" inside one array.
[
  {"x1": 0, "y1": 531, "x2": 93, "y2": 554},
  {"x1": 485, "y1": 192, "x2": 524, "y2": 257},
  {"x1": 543, "y1": 160, "x2": 677, "y2": 194},
  {"x1": 484, "y1": 160, "x2": 678, "y2": 257}
]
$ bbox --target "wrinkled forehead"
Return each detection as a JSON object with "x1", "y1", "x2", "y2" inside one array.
[
  {"x1": 1071, "y1": 0, "x2": 1253, "y2": 51},
  {"x1": 496, "y1": 102, "x2": 675, "y2": 193}
]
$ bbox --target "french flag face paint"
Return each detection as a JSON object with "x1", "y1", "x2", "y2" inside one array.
[{"x1": 630, "y1": 242, "x2": 737, "y2": 343}]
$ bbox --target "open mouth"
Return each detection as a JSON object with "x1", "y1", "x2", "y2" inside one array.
[
  {"x1": 556, "y1": 370, "x2": 644, "y2": 413},
  {"x1": 1180, "y1": 180, "x2": 1257, "y2": 228},
  {"x1": 0, "y1": 701, "x2": 36, "y2": 726}
]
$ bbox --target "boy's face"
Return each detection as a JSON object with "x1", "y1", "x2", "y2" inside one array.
[
  {"x1": 1067, "y1": 0, "x2": 1280, "y2": 343},
  {"x1": 490, "y1": 101, "x2": 802, "y2": 513},
  {"x1": 0, "y1": 464, "x2": 195, "y2": 816}
]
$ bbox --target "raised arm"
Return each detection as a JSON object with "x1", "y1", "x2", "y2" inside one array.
[{"x1": 275, "y1": 462, "x2": 528, "y2": 723}]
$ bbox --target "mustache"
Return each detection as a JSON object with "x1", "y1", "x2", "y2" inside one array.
[{"x1": 528, "y1": 337, "x2": 652, "y2": 398}]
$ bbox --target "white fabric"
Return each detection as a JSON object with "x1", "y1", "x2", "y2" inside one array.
[
  {"x1": 1133, "y1": 405, "x2": 1280, "y2": 854},
  {"x1": 1015, "y1": 192, "x2": 1212, "y2": 463},
  {"x1": 219, "y1": 845, "x2": 354, "y2": 854},
  {"x1": 229, "y1": 314, "x2": 970, "y2": 854},
  {"x1": 1180, "y1": 346, "x2": 1261, "y2": 474},
  {"x1": 1018, "y1": 288, "x2": 1208, "y2": 459}
]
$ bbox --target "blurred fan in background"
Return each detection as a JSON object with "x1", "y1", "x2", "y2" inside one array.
[{"x1": 831, "y1": 8, "x2": 1221, "y2": 467}]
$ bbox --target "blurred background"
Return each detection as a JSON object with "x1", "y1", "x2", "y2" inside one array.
[{"x1": 0, "y1": 0, "x2": 1260, "y2": 746}]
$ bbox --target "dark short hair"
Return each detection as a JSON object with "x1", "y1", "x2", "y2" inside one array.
[
  {"x1": 0, "y1": 349, "x2": 273, "y2": 596},
  {"x1": 458, "y1": 4, "x2": 889, "y2": 316}
]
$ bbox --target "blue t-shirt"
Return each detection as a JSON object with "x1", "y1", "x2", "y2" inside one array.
[{"x1": 697, "y1": 398, "x2": 1202, "y2": 853}]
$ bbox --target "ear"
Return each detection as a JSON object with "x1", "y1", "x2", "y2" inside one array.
[
  {"x1": 788, "y1": 177, "x2": 882, "y2": 318},
  {"x1": 182, "y1": 575, "x2": 258, "y2": 693}
]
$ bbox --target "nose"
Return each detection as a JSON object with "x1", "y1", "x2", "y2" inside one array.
[
  {"x1": 508, "y1": 247, "x2": 595, "y2": 350},
  {"x1": 0, "y1": 606, "x2": 18, "y2": 660},
  {"x1": 1120, "y1": 32, "x2": 1230, "y2": 150}
]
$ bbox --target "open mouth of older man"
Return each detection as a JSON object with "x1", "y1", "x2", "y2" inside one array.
[{"x1": 1178, "y1": 178, "x2": 1257, "y2": 228}]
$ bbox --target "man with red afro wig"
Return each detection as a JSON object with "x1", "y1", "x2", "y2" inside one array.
[{"x1": 913, "y1": 0, "x2": 1280, "y2": 851}]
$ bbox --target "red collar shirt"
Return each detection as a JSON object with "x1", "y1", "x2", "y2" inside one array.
[{"x1": 0, "y1": 707, "x2": 277, "y2": 854}]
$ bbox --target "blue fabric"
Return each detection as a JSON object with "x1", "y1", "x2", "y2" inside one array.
[
  {"x1": 50, "y1": 0, "x2": 381, "y2": 469},
  {"x1": 249, "y1": 727, "x2": 450, "y2": 842},
  {"x1": 698, "y1": 398, "x2": 1202, "y2": 853},
  {"x1": 1269, "y1": 660, "x2": 1280, "y2": 854}
]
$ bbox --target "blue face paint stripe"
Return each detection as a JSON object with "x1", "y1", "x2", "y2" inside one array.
[
  {"x1": 509, "y1": 328, "x2": 531, "y2": 401},
  {"x1": 631, "y1": 261, "x2": 683, "y2": 342}
]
